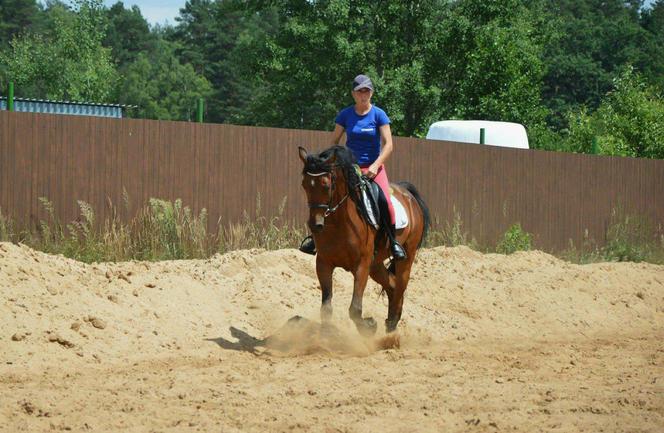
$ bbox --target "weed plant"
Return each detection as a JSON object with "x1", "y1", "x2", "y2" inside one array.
[
  {"x1": 496, "y1": 223, "x2": 533, "y2": 254},
  {"x1": 0, "y1": 195, "x2": 304, "y2": 263},
  {"x1": 0, "y1": 200, "x2": 662, "y2": 265},
  {"x1": 562, "y1": 210, "x2": 664, "y2": 264}
]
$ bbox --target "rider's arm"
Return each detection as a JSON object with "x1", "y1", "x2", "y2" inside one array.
[
  {"x1": 330, "y1": 124, "x2": 345, "y2": 145},
  {"x1": 373, "y1": 124, "x2": 393, "y2": 167}
]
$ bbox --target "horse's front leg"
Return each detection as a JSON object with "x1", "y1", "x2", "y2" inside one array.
[
  {"x1": 349, "y1": 257, "x2": 377, "y2": 337},
  {"x1": 316, "y1": 258, "x2": 334, "y2": 324}
]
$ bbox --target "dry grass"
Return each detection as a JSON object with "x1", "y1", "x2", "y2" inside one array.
[
  {"x1": 0, "y1": 199, "x2": 661, "y2": 264},
  {"x1": 0, "y1": 195, "x2": 304, "y2": 263}
]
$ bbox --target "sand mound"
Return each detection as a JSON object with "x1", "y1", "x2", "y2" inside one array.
[{"x1": 1, "y1": 242, "x2": 663, "y2": 432}]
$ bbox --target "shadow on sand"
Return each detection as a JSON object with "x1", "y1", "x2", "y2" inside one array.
[
  {"x1": 207, "y1": 316, "x2": 400, "y2": 356},
  {"x1": 206, "y1": 326, "x2": 267, "y2": 355}
]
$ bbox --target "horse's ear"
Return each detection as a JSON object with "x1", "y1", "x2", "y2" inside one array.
[{"x1": 298, "y1": 146, "x2": 308, "y2": 164}]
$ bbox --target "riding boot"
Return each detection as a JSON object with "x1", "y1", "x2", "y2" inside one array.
[
  {"x1": 388, "y1": 224, "x2": 407, "y2": 260},
  {"x1": 299, "y1": 235, "x2": 316, "y2": 255}
]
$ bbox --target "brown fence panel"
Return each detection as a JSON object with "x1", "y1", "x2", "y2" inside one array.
[{"x1": 1, "y1": 111, "x2": 663, "y2": 252}]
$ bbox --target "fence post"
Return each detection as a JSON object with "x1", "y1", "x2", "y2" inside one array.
[
  {"x1": 196, "y1": 98, "x2": 204, "y2": 123},
  {"x1": 480, "y1": 128, "x2": 485, "y2": 144},
  {"x1": 8, "y1": 81, "x2": 14, "y2": 111},
  {"x1": 591, "y1": 137, "x2": 599, "y2": 154}
]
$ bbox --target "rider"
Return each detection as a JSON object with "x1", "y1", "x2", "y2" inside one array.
[{"x1": 300, "y1": 74, "x2": 407, "y2": 260}]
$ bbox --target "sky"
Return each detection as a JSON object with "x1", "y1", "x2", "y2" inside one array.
[
  {"x1": 102, "y1": 0, "x2": 185, "y2": 26},
  {"x1": 105, "y1": 0, "x2": 657, "y2": 26}
]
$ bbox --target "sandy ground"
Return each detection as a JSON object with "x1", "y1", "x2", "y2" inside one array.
[{"x1": 1, "y1": 241, "x2": 663, "y2": 432}]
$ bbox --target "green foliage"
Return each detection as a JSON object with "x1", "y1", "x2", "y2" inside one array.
[
  {"x1": 641, "y1": 0, "x2": 664, "y2": 89},
  {"x1": 233, "y1": 0, "x2": 551, "y2": 137},
  {"x1": 431, "y1": 0, "x2": 549, "y2": 132},
  {"x1": 540, "y1": 0, "x2": 662, "y2": 129},
  {"x1": 118, "y1": 38, "x2": 212, "y2": 120},
  {"x1": 0, "y1": 0, "x2": 118, "y2": 101},
  {"x1": 237, "y1": 0, "x2": 374, "y2": 130},
  {"x1": 169, "y1": 0, "x2": 277, "y2": 123},
  {"x1": 1, "y1": 0, "x2": 663, "y2": 155},
  {"x1": 496, "y1": 223, "x2": 533, "y2": 254},
  {"x1": 103, "y1": 2, "x2": 155, "y2": 67},
  {"x1": 0, "y1": 0, "x2": 42, "y2": 50},
  {"x1": 564, "y1": 67, "x2": 664, "y2": 158}
]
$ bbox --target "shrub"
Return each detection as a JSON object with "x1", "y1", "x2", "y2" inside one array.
[
  {"x1": 564, "y1": 67, "x2": 664, "y2": 158},
  {"x1": 496, "y1": 223, "x2": 532, "y2": 254}
]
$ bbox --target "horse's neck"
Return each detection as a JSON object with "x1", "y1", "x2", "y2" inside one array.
[{"x1": 328, "y1": 185, "x2": 364, "y2": 229}]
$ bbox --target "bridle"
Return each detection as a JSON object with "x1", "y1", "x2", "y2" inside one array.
[{"x1": 305, "y1": 165, "x2": 350, "y2": 218}]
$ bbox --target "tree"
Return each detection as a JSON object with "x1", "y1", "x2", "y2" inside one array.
[
  {"x1": 233, "y1": 0, "x2": 550, "y2": 140},
  {"x1": 540, "y1": 0, "x2": 658, "y2": 129},
  {"x1": 104, "y1": 2, "x2": 155, "y2": 68},
  {"x1": 0, "y1": 0, "x2": 117, "y2": 101},
  {"x1": 117, "y1": 38, "x2": 212, "y2": 120},
  {"x1": 565, "y1": 67, "x2": 664, "y2": 158},
  {"x1": 427, "y1": 0, "x2": 549, "y2": 135},
  {"x1": 170, "y1": 0, "x2": 277, "y2": 123},
  {"x1": 0, "y1": 0, "x2": 42, "y2": 49},
  {"x1": 236, "y1": 0, "x2": 451, "y2": 135},
  {"x1": 640, "y1": 0, "x2": 664, "y2": 89}
]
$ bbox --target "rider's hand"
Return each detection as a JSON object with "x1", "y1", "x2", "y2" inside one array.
[{"x1": 366, "y1": 163, "x2": 380, "y2": 179}]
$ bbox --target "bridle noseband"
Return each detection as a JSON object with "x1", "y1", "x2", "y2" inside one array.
[{"x1": 306, "y1": 166, "x2": 350, "y2": 218}]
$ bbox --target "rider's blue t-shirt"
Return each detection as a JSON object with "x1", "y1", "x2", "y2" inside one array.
[{"x1": 335, "y1": 105, "x2": 390, "y2": 166}]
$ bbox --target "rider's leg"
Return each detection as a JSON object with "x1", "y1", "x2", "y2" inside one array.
[
  {"x1": 368, "y1": 165, "x2": 396, "y2": 225},
  {"x1": 362, "y1": 165, "x2": 406, "y2": 260}
]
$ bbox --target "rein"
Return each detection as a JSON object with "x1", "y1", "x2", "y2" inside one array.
[{"x1": 306, "y1": 165, "x2": 354, "y2": 217}]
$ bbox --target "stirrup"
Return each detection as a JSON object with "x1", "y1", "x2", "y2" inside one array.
[
  {"x1": 391, "y1": 242, "x2": 407, "y2": 260},
  {"x1": 299, "y1": 236, "x2": 316, "y2": 255}
]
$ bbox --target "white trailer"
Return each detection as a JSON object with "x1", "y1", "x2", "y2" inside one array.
[{"x1": 426, "y1": 120, "x2": 529, "y2": 149}]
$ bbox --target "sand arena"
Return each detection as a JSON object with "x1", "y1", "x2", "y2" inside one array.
[{"x1": 1, "y1": 242, "x2": 663, "y2": 432}]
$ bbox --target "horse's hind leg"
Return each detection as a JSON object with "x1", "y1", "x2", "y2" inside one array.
[
  {"x1": 349, "y1": 257, "x2": 377, "y2": 337},
  {"x1": 316, "y1": 259, "x2": 334, "y2": 324},
  {"x1": 385, "y1": 256, "x2": 415, "y2": 333}
]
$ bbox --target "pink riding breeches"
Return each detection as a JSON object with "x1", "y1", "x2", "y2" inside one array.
[{"x1": 360, "y1": 164, "x2": 395, "y2": 225}]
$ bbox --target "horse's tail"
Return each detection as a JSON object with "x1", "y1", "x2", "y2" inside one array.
[{"x1": 397, "y1": 181, "x2": 430, "y2": 249}]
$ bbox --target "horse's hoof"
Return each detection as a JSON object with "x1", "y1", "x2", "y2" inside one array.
[
  {"x1": 360, "y1": 317, "x2": 377, "y2": 337},
  {"x1": 385, "y1": 320, "x2": 398, "y2": 334}
]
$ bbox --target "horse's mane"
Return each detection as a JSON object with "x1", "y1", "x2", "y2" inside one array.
[{"x1": 303, "y1": 145, "x2": 361, "y2": 203}]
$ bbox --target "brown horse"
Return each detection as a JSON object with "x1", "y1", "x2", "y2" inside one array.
[{"x1": 298, "y1": 145, "x2": 430, "y2": 336}]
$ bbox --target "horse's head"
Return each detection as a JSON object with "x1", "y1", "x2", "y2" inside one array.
[{"x1": 298, "y1": 146, "x2": 350, "y2": 233}]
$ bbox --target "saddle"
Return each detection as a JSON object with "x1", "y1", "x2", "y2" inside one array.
[
  {"x1": 356, "y1": 169, "x2": 389, "y2": 231},
  {"x1": 354, "y1": 166, "x2": 407, "y2": 261}
]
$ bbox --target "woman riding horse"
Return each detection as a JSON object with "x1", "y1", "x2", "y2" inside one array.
[
  {"x1": 298, "y1": 144, "x2": 429, "y2": 335},
  {"x1": 300, "y1": 74, "x2": 406, "y2": 260}
]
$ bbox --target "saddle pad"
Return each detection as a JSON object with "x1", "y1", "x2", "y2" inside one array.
[{"x1": 391, "y1": 196, "x2": 409, "y2": 229}]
